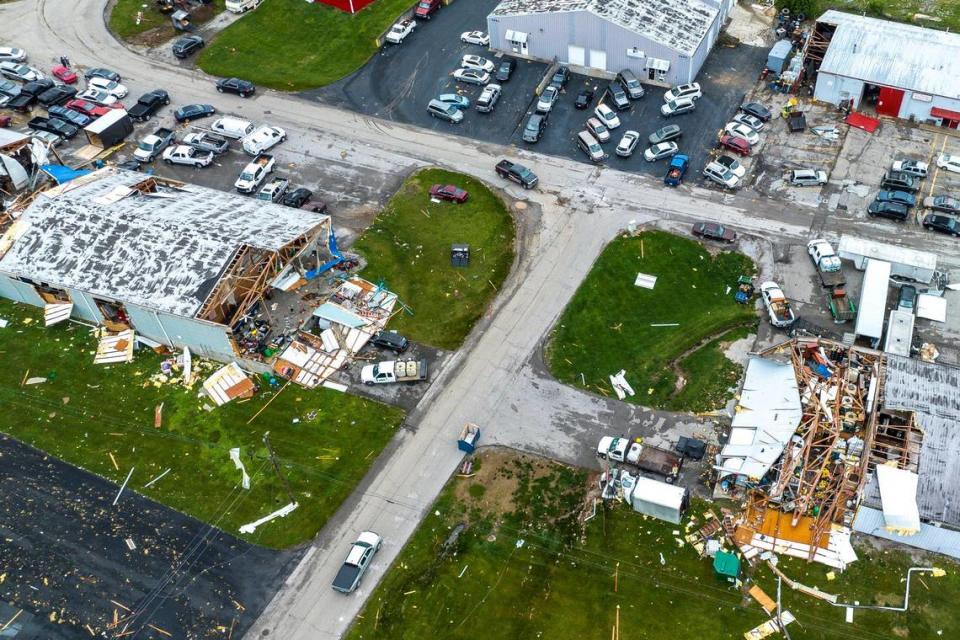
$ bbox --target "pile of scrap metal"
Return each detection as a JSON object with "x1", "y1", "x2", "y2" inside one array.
[{"x1": 0, "y1": 129, "x2": 53, "y2": 203}]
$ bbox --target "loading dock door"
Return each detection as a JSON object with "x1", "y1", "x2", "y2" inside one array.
[
  {"x1": 567, "y1": 45, "x2": 585, "y2": 66},
  {"x1": 876, "y1": 86, "x2": 905, "y2": 117},
  {"x1": 589, "y1": 49, "x2": 607, "y2": 71}
]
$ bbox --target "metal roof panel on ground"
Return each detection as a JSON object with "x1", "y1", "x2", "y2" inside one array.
[
  {"x1": 0, "y1": 168, "x2": 330, "y2": 318},
  {"x1": 817, "y1": 10, "x2": 960, "y2": 100},
  {"x1": 490, "y1": 0, "x2": 718, "y2": 56}
]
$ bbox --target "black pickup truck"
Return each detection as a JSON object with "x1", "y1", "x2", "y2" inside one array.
[
  {"x1": 495, "y1": 159, "x2": 538, "y2": 189},
  {"x1": 127, "y1": 89, "x2": 170, "y2": 122}
]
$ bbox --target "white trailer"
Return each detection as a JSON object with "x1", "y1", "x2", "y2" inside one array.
[
  {"x1": 838, "y1": 236, "x2": 937, "y2": 284},
  {"x1": 855, "y1": 258, "x2": 891, "y2": 342},
  {"x1": 883, "y1": 308, "x2": 915, "y2": 357},
  {"x1": 621, "y1": 473, "x2": 687, "y2": 524}
]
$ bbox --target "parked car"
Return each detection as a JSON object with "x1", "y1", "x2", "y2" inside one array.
[
  {"x1": 724, "y1": 122, "x2": 759, "y2": 145},
  {"x1": 216, "y1": 77, "x2": 256, "y2": 97},
  {"x1": 703, "y1": 162, "x2": 740, "y2": 189},
  {"x1": 0, "y1": 78, "x2": 20, "y2": 102},
  {"x1": 648, "y1": 124, "x2": 681, "y2": 145},
  {"x1": 692, "y1": 222, "x2": 736, "y2": 243},
  {"x1": 371, "y1": 331, "x2": 408, "y2": 353},
  {"x1": 47, "y1": 105, "x2": 91, "y2": 127},
  {"x1": 615, "y1": 69, "x2": 643, "y2": 99},
  {"x1": 331, "y1": 531, "x2": 381, "y2": 594},
  {"x1": 84, "y1": 67, "x2": 121, "y2": 82},
  {"x1": 643, "y1": 141, "x2": 678, "y2": 162},
  {"x1": 522, "y1": 112, "x2": 548, "y2": 143},
  {"x1": 732, "y1": 112, "x2": 764, "y2": 131},
  {"x1": 535, "y1": 85, "x2": 559, "y2": 113},
  {"x1": 282, "y1": 187, "x2": 315, "y2": 208},
  {"x1": 923, "y1": 213, "x2": 960, "y2": 236},
  {"x1": 437, "y1": 93, "x2": 469, "y2": 109},
  {"x1": 37, "y1": 85, "x2": 76, "y2": 107},
  {"x1": 615, "y1": 130, "x2": 640, "y2": 157},
  {"x1": 257, "y1": 177, "x2": 290, "y2": 203},
  {"x1": 461, "y1": 54, "x2": 494, "y2": 73},
  {"x1": 241, "y1": 125, "x2": 286, "y2": 155},
  {"x1": 714, "y1": 154, "x2": 745, "y2": 178},
  {"x1": 429, "y1": 184, "x2": 469, "y2": 203},
  {"x1": 460, "y1": 31, "x2": 490, "y2": 46},
  {"x1": 867, "y1": 200, "x2": 909, "y2": 221},
  {"x1": 174, "y1": 103, "x2": 216, "y2": 122},
  {"x1": 719, "y1": 134, "x2": 751, "y2": 156},
  {"x1": 0, "y1": 47, "x2": 27, "y2": 63},
  {"x1": 161, "y1": 145, "x2": 214, "y2": 167},
  {"x1": 876, "y1": 190, "x2": 916, "y2": 208},
  {"x1": 494, "y1": 58, "x2": 516, "y2": 82},
  {"x1": 574, "y1": 87, "x2": 594, "y2": 109},
  {"x1": 594, "y1": 103, "x2": 620, "y2": 129},
  {"x1": 51, "y1": 65, "x2": 77, "y2": 84},
  {"x1": 27, "y1": 116, "x2": 78, "y2": 139},
  {"x1": 385, "y1": 19, "x2": 416, "y2": 45},
  {"x1": 577, "y1": 130, "x2": 605, "y2": 162},
  {"x1": 172, "y1": 35, "x2": 205, "y2": 59},
  {"x1": 0, "y1": 62, "x2": 43, "y2": 82},
  {"x1": 897, "y1": 284, "x2": 917, "y2": 311},
  {"x1": 452, "y1": 68, "x2": 489, "y2": 85},
  {"x1": 923, "y1": 195, "x2": 960, "y2": 214},
  {"x1": 788, "y1": 168, "x2": 827, "y2": 186},
  {"x1": 7, "y1": 78, "x2": 52, "y2": 110},
  {"x1": 664, "y1": 154, "x2": 689, "y2": 187},
  {"x1": 550, "y1": 66, "x2": 569, "y2": 89},
  {"x1": 414, "y1": 0, "x2": 440, "y2": 19},
  {"x1": 661, "y1": 97, "x2": 695, "y2": 117},
  {"x1": 426, "y1": 98, "x2": 463, "y2": 122},
  {"x1": 892, "y1": 159, "x2": 928, "y2": 178},
  {"x1": 66, "y1": 99, "x2": 111, "y2": 118},
  {"x1": 475, "y1": 83, "x2": 501, "y2": 113},
  {"x1": 937, "y1": 154, "x2": 960, "y2": 174},
  {"x1": 586, "y1": 117, "x2": 609, "y2": 142},
  {"x1": 77, "y1": 88, "x2": 120, "y2": 107},
  {"x1": 881, "y1": 171, "x2": 918, "y2": 193},
  {"x1": 663, "y1": 82, "x2": 701, "y2": 102},
  {"x1": 127, "y1": 89, "x2": 170, "y2": 122},
  {"x1": 606, "y1": 82, "x2": 630, "y2": 110},
  {"x1": 88, "y1": 77, "x2": 128, "y2": 99},
  {"x1": 116, "y1": 159, "x2": 142, "y2": 171},
  {"x1": 740, "y1": 101, "x2": 772, "y2": 121},
  {"x1": 495, "y1": 159, "x2": 538, "y2": 188}
]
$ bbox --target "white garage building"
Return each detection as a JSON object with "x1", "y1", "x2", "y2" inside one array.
[{"x1": 487, "y1": 0, "x2": 733, "y2": 85}]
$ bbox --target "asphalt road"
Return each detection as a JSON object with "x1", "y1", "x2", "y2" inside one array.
[
  {"x1": 0, "y1": 435, "x2": 301, "y2": 640},
  {"x1": 4, "y1": 2, "x2": 960, "y2": 639}
]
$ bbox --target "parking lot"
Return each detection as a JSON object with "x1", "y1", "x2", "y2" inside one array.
[{"x1": 308, "y1": 0, "x2": 769, "y2": 178}]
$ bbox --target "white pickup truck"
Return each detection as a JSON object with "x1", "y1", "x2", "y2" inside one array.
[
  {"x1": 361, "y1": 359, "x2": 428, "y2": 385},
  {"x1": 234, "y1": 154, "x2": 275, "y2": 193},
  {"x1": 385, "y1": 19, "x2": 416, "y2": 44},
  {"x1": 760, "y1": 281, "x2": 796, "y2": 328},
  {"x1": 162, "y1": 145, "x2": 214, "y2": 167}
]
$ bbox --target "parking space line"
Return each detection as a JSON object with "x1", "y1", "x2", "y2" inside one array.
[{"x1": 927, "y1": 134, "x2": 948, "y2": 200}]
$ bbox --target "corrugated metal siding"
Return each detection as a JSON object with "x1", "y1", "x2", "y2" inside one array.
[
  {"x1": 0, "y1": 274, "x2": 44, "y2": 306},
  {"x1": 126, "y1": 302, "x2": 235, "y2": 361},
  {"x1": 854, "y1": 506, "x2": 960, "y2": 559},
  {"x1": 898, "y1": 93, "x2": 960, "y2": 123},
  {"x1": 68, "y1": 289, "x2": 103, "y2": 323},
  {"x1": 814, "y1": 72, "x2": 865, "y2": 107}
]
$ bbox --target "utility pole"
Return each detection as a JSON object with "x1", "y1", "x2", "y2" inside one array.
[
  {"x1": 777, "y1": 575, "x2": 792, "y2": 640},
  {"x1": 263, "y1": 431, "x2": 296, "y2": 504}
]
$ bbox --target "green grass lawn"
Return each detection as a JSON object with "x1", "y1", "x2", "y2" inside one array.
[
  {"x1": 198, "y1": 0, "x2": 413, "y2": 90},
  {"x1": 0, "y1": 299, "x2": 404, "y2": 549},
  {"x1": 352, "y1": 168, "x2": 515, "y2": 350},
  {"x1": 668, "y1": 324, "x2": 755, "y2": 412},
  {"x1": 348, "y1": 450, "x2": 960, "y2": 640},
  {"x1": 110, "y1": 0, "x2": 226, "y2": 42},
  {"x1": 547, "y1": 230, "x2": 755, "y2": 411}
]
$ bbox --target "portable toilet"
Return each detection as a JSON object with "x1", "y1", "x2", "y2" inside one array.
[
  {"x1": 713, "y1": 550, "x2": 740, "y2": 583},
  {"x1": 766, "y1": 39, "x2": 793, "y2": 75}
]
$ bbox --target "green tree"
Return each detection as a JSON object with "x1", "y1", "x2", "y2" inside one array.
[{"x1": 776, "y1": 0, "x2": 819, "y2": 17}]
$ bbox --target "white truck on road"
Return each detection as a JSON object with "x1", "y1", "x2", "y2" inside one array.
[
  {"x1": 385, "y1": 19, "x2": 416, "y2": 44},
  {"x1": 361, "y1": 359, "x2": 428, "y2": 385},
  {"x1": 596, "y1": 436, "x2": 683, "y2": 482},
  {"x1": 234, "y1": 153, "x2": 275, "y2": 193},
  {"x1": 162, "y1": 145, "x2": 214, "y2": 167}
]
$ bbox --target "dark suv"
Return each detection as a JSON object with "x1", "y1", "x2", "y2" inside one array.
[
  {"x1": 881, "y1": 171, "x2": 918, "y2": 193},
  {"x1": 616, "y1": 69, "x2": 644, "y2": 99},
  {"x1": 172, "y1": 35, "x2": 205, "y2": 59},
  {"x1": 897, "y1": 285, "x2": 917, "y2": 310},
  {"x1": 867, "y1": 200, "x2": 909, "y2": 221},
  {"x1": 371, "y1": 331, "x2": 409, "y2": 353},
  {"x1": 522, "y1": 113, "x2": 548, "y2": 143},
  {"x1": 923, "y1": 213, "x2": 959, "y2": 236},
  {"x1": 606, "y1": 82, "x2": 630, "y2": 110}
]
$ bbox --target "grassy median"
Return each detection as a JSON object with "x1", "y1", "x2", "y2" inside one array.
[
  {"x1": 198, "y1": 0, "x2": 413, "y2": 90},
  {"x1": 0, "y1": 299, "x2": 404, "y2": 549},
  {"x1": 353, "y1": 168, "x2": 515, "y2": 350},
  {"x1": 547, "y1": 230, "x2": 755, "y2": 411},
  {"x1": 348, "y1": 450, "x2": 960, "y2": 639}
]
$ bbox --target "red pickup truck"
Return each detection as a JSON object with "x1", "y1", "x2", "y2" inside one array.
[{"x1": 414, "y1": 0, "x2": 440, "y2": 19}]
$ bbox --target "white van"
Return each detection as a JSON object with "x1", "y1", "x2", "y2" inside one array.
[
  {"x1": 225, "y1": 0, "x2": 262, "y2": 13},
  {"x1": 577, "y1": 131, "x2": 605, "y2": 163},
  {"x1": 210, "y1": 116, "x2": 255, "y2": 140}
]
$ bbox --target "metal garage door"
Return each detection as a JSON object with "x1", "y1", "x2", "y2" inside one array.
[
  {"x1": 567, "y1": 45, "x2": 585, "y2": 66},
  {"x1": 589, "y1": 49, "x2": 607, "y2": 71}
]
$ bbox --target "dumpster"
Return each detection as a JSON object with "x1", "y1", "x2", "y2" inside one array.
[{"x1": 457, "y1": 423, "x2": 480, "y2": 453}]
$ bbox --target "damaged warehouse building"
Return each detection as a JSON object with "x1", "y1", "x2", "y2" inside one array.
[
  {"x1": 715, "y1": 337, "x2": 960, "y2": 569},
  {"x1": 0, "y1": 168, "x2": 335, "y2": 366}
]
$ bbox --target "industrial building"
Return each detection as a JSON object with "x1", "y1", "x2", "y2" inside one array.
[
  {"x1": 486, "y1": 0, "x2": 734, "y2": 85},
  {"x1": 0, "y1": 168, "x2": 333, "y2": 364},
  {"x1": 810, "y1": 11, "x2": 960, "y2": 127}
]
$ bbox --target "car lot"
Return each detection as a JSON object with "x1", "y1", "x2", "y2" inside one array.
[{"x1": 308, "y1": 0, "x2": 768, "y2": 178}]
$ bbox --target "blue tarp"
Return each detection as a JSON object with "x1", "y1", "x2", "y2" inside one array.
[
  {"x1": 41, "y1": 164, "x2": 91, "y2": 184},
  {"x1": 306, "y1": 228, "x2": 344, "y2": 280}
]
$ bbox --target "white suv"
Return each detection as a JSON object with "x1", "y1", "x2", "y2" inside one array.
[
  {"x1": 789, "y1": 168, "x2": 827, "y2": 186},
  {"x1": 664, "y1": 83, "x2": 702, "y2": 102},
  {"x1": 241, "y1": 125, "x2": 286, "y2": 156},
  {"x1": 704, "y1": 162, "x2": 740, "y2": 189}
]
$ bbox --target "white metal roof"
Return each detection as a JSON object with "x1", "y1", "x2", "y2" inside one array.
[
  {"x1": 717, "y1": 357, "x2": 802, "y2": 480},
  {"x1": 855, "y1": 259, "x2": 891, "y2": 340},
  {"x1": 883, "y1": 308, "x2": 914, "y2": 357},
  {"x1": 630, "y1": 475, "x2": 686, "y2": 510},
  {"x1": 854, "y1": 506, "x2": 960, "y2": 559},
  {"x1": 490, "y1": 0, "x2": 718, "y2": 56},
  {"x1": 875, "y1": 464, "x2": 921, "y2": 535},
  {"x1": 837, "y1": 235, "x2": 938, "y2": 272},
  {"x1": 818, "y1": 11, "x2": 960, "y2": 100},
  {"x1": 0, "y1": 168, "x2": 329, "y2": 318},
  {"x1": 84, "y1": 108, "x2": 129, "y2": 134}
]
